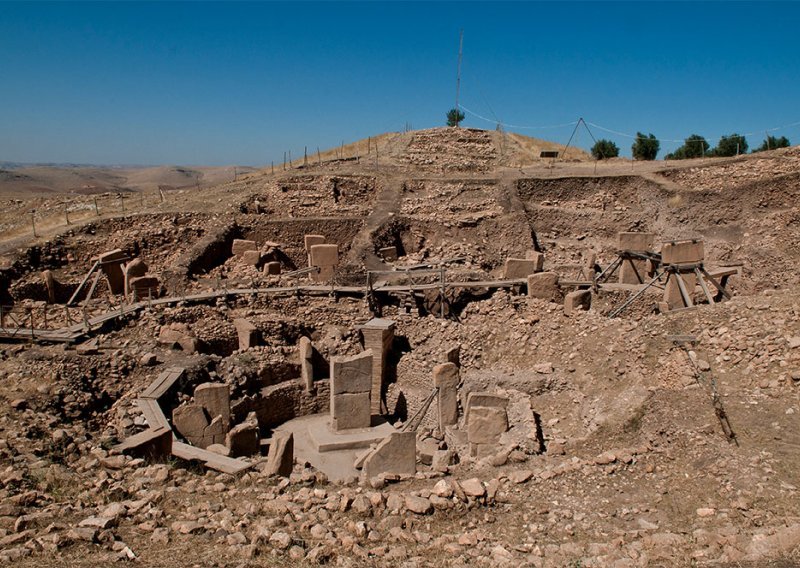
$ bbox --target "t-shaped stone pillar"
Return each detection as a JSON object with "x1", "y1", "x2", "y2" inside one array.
[
  {"x1": 617, "y1": 232, "x2": 654, "y2": 284},
  {"x1": 358, "y1": 318, "x2": 396, "y2": 415},
  {"x1": 433, "y1": 363, "x2": 459, "y2": 432},
  {"x1": 98, "y1": 249, "x2": 127, "y2": 295},
  {"x1": 330, "y1": 350, "x2": 373, "y2": 431}
]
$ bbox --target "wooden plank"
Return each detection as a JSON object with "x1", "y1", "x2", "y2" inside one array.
[
  {"x1": 140, "y1": 367, "x2": 185, "y2": 400},
  {"x1": 82, "y1": 270, "x2": 103, "y2": 306},
  {"x1": 136, "y1": 398, "x2": 171, "y2": 430},
  {"x1": 172, "y1": 441, "x2": 254, "y2": 475},
  {"x1": 67, "y1": 261, "x2": 99, "y2": 306}
]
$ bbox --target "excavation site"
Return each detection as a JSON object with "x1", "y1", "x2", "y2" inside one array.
[{"x1": 1, "y1": 127, "x2": 799, "y2": 567}]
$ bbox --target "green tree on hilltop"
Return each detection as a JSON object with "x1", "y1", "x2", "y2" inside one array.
[
  {"x1": 631, "y1": 132, "x2": 660, "y2": 160},
  {"x1": 446, "y1": 108, "x2": 465, "y2": 127}
]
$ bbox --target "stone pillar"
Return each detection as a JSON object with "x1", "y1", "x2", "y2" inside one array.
[
  {"x1": 98, "y1": 249, "x2": 127, "y2": 295},
  {"x1": 465, "y1": 392, "x2": 510, "y2": 458},
  {"x1": 309, "y1": 244, "x2": 339, "y2": 282},
  {"x1": 41, "y1": 270, "x2": 56, "y2": 304},
  {"x1": 661, "y1": 240, "x2": 704, "y2": 310},
  {"x1": 233, "y1": 318, "x2": 260, "y2": 351},
  {"x1": 358, "y1": 318, "x2": 396, "y2": 415},
  {"x1": 123, "y1": 258, "x2": 148, "y2": 299},
  {"x1": 304, "y1": 234, "x2": 326, "y2": 267},
  {"x1": 330, "y1": 350, "x2": 373, "y2": 431},
  {"x1": 434, "y1": 363, "x2": 459, "y2": 432},
  {"x1": 194, "y1": 383, "x2": 231, "y2": 431},
  {"x1": 298, "y1": 336, "x2": 314, "y2": 392},
  {"x1": 618, "y1": 232, "x2": 654, "y2": 284}
]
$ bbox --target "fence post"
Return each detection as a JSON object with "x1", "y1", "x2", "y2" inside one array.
[
  {"x1": 120, "y1": 194, "x2": 125, "y2": 213},
  {"x1": 31, "y1": 212, "x2": 38, "y2": 238},
  {"x1": 94, "y1": 197, "x2": 100, "y2": 215},
  {"x1": 65, "y1": 204, "x2": 71, "y2": 225}
]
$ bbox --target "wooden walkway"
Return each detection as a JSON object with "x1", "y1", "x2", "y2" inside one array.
[
  {"x1": 0, "y1": 278, "x2": 528, "y2": 344},
  {"x1": 115, "y1": 367, "x2": 255, "y2": 475}
]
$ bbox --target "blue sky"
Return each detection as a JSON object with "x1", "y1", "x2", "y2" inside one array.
[{"x1": 1, "y1": 1, "x2": 798, "y2": 165}]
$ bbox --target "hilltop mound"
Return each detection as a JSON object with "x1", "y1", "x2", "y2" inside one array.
[{"x1": 276, "y1": 126, "x2": 591, "y2": 175}]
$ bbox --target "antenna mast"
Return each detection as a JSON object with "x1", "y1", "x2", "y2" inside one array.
[{"x1": 455, "y1": 30, "x2": 463, "y2": 125}]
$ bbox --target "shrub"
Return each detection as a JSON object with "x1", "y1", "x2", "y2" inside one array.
[
  {"x1": 591, "y1": 139, "x2": 620, "y2": 160},
  {"x1": 631, "y1": 132, "x2": 660, "y2": 160},
  {"x1": 446, "y1": 108, "x2": 465, "y2": 127}
]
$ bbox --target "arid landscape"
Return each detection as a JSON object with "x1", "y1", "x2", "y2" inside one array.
[{"x1": 0, "y1": 127, "x2": 799, "y2": 568}]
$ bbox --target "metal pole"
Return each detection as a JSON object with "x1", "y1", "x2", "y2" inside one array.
[
  {"x1": 94, "y1": 197, "x2": 100, "y2": 215},
  {"x1": 440, "y1": 267, "x2": 446, "y2": 318},
  {"x1": 31, "y1": 212, "x2": 38, "y2": 238},
  {"x1": 455, "y1": 29, "x2": 463, "y2": 123},
  {"x1": 65, "y1": 204, "x2": 70, "y2": 225}
]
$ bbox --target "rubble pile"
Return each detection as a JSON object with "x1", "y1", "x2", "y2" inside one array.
[{"x1": 401, "y1": 128, "x2": 498, "y2": 172}]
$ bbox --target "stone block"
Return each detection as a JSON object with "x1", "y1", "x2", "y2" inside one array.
[
  {"x1": 263, "y1": 261, "x2": 281, "y2": 275},
  {"x1": 226, "y1": 421, "x2": 259, "y2": 457},
  {"x1": 202, "y1": 415, "x2": 227, "y2": 448},
  {"x1": 172, "y1": 404, "x2": 209, "y2": 447},
  {"x1": 299, "y1": 336, "x2": 314, "y2": 392},
  {"x1": 525, "y1": 249, "x2": 546, "y2": 266},
  {"x1": 309, "y1": 244, "x2": 339, "y2": 282},
  {"x1": 265, "y1": 431, "x2": 294, "y2": 477},
  {"x1": 527, "y1": 272, "x2": 559, "y2": 301},
  {"x1": 618, "y1": 232, "x2": 654, "y2": 252},
  {"x1": 564, "y1": 289, "x2": 591, "y2": 315},
  {"x1": 194, "y1": 383, "x2": 230, "y2": 431},
  {"x1": 113, "y1": 426, "x2": 172, "y2": 460},
  {"x1": 504, "y1": 258, "x2": 541, "y2": 279},
  {"x1": 467, "y1": 406, "x2": 508, "y2": 445},
  {"x1": 241, "y1": 250, "x2": 261, "y2": 266},
  {"x1": 124, "y1": 258, "x2": 148, "y2": 297},
  {"x1": 129, "y1": 276, "x2": 160, "y2": 301},
  {"x1": 231, "y1": 239, "x2": 257, "y2": 257},
  {"x1": 662, "y1": 240, "x2": 704, "y2": 265},
  {"x1": 98, "y1": 249, "x2": 127, "y2": 295},
  {"x1": 331, "y1": 350, "x2": 373, "y2": 395},
  {"x1": 464, "y1": 392, "x2": 509, "y2": 426},
  {"x1": 434, "y1": 363, "x2": 459, "y2": 430},
  {"x1": 378, "y1": 246, "x2": 398, "y2": 261},
  {"x1": 233, "y1": 318, "x2": 260, "y2": 351},
  {"x1": 362, "y1": 431, "x2": 416, "y2": 479},
  {"x1": 330, "y1": 392, "x2": 371, "y2": 431},
  {"x1": 157, "y1": 328, "x2": 199, "y2": 354}
]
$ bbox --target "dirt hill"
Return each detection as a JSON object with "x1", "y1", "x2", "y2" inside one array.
[{"x1": 0, "y1": 128, "x2": 799, "y2": 567}]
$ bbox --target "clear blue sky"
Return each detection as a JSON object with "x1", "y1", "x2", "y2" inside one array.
[{"x1": 1, "y1": 1, "x2": 798, "y2": 165}]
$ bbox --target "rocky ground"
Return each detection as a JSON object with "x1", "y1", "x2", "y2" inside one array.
[{"x1": 0, "y1": 128, "x2": 799, "y2": 567}]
